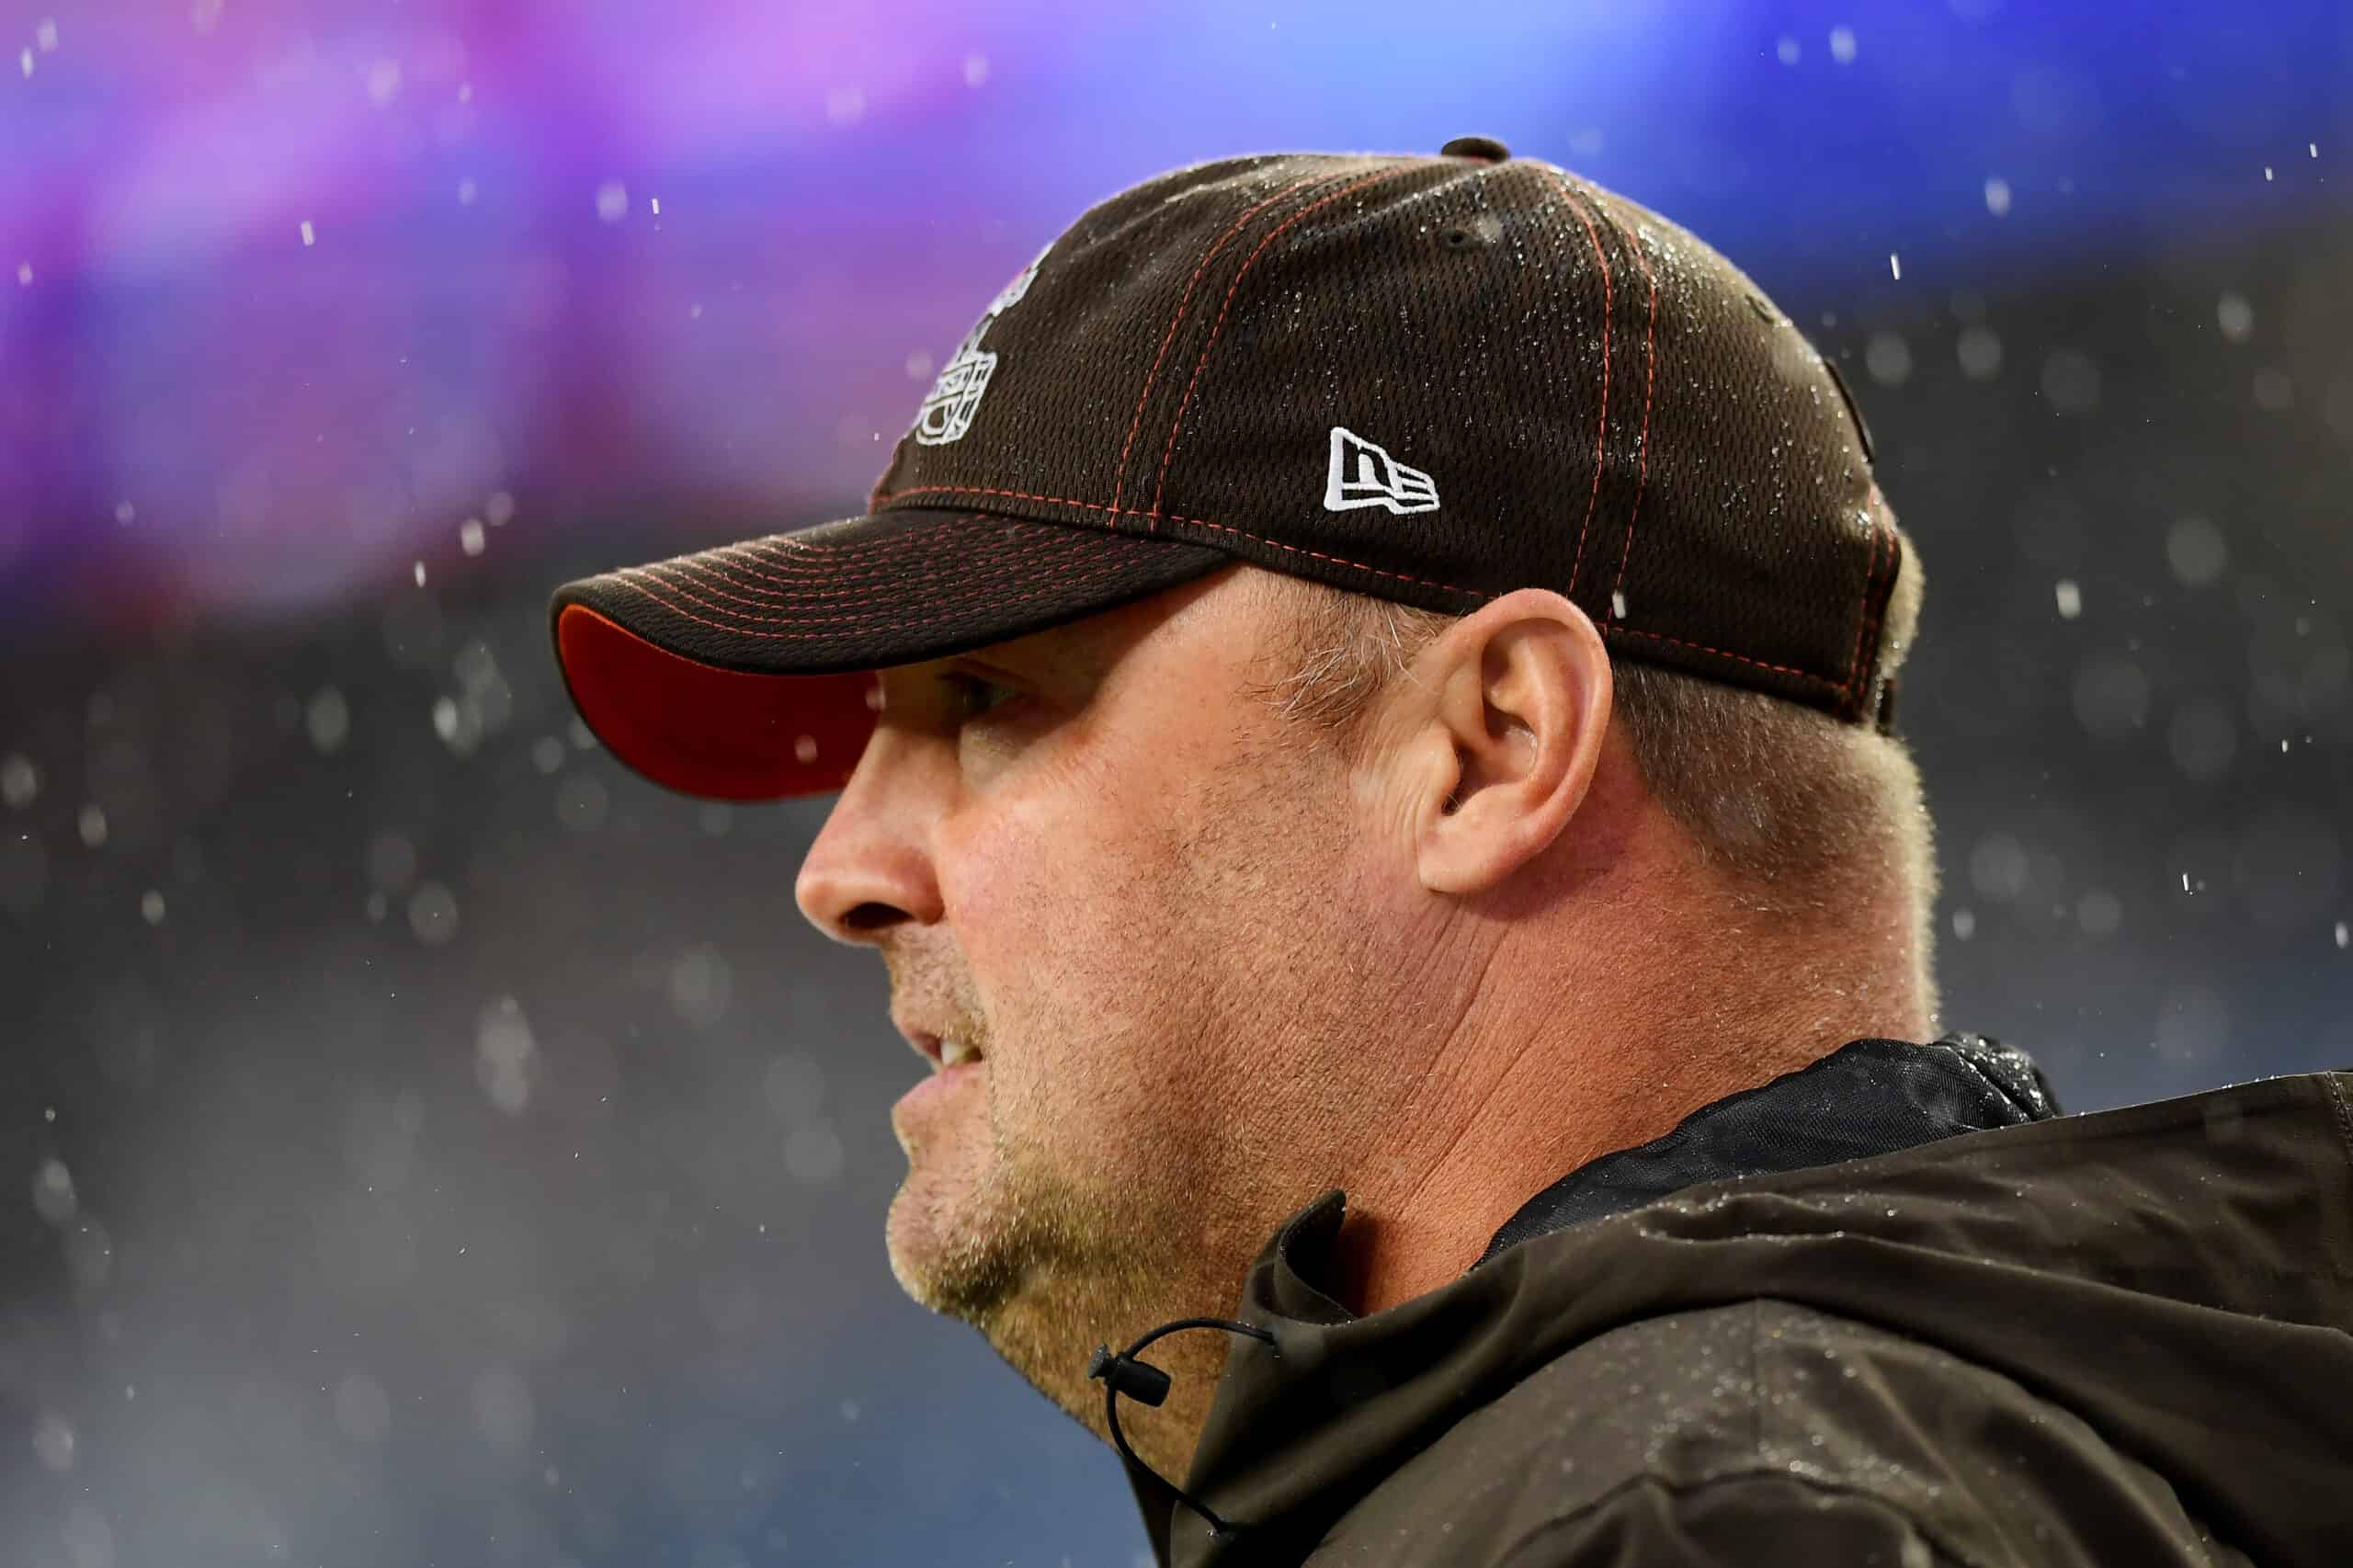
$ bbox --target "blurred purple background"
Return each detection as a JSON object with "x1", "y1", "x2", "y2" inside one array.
[
  {"x1": 5, "y1": 3, "x2": 2352, "y2": 1566},
  {"x1": 6, "y1": 0, "x2": 2349, "y2": 627}
]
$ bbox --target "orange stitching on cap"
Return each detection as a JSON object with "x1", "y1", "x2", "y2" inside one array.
[
  {"x1": 705, "y1": 511, "x2": 1001, "y2": 568},
  {"x1": 1180, "y1": 514, "x2": 1478, "y2": 597},
  {"x1": 1531, "y1": 165, "x2": 1613, "y2": 601},
  {"x1": 625, "y1": 536, "x2": 1123, "y2": 627},
  {"x1": 611, "y1": 548, "x2": 1158, "y2": 636},
  {"x1": 697, "y1": 546, "x2": 1047, "y2": 601},
  {"x1": 1112, "y1": 172, "x2": 1329, "y2": 518},
  {"x1": 1608, "y1": 623, "x2": 1841, "y2": 691},
  {"x1": 624, "y1": 560, "x2": 1843, "y2": 691},
  {"x1": 1845, "y1": 515, "x2": 1882, "y2": 697},
  {"x1": 873, "y1": 483, "x2": 1482, "y2": 597},
  {"x1": 693, "y1": 524, "x2": 1006, "y2": 585},
  {"x1": 1151, "y1": 162, "x2": 1427, "y2": 521},
  {"x1": 615, "y1": 517, "x2": 1845, "y2": 692},
  {"x1": 872, "y1": 483, "x2": 1208, "y2": 524},
  {"x1": 600, "y1": 513, "x2": 999, "y2": 585},
  {"x1": 1597, "y1": 199, "x2": 1660, "y2": 611},
  {"x1": 693, "y1": 520, "x2": 1097, "y2": 599},
  {"x1": 650, "y1": 549, "x2": 1074, "y2": 614}
]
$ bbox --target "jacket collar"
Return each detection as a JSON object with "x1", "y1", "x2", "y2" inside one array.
[
  {"x1": 1119, "y1": 1032, "x2": 2069, "y2": 1565},
  {"x1": 1468, "y1": 1031, "x2": 2062, "y2": 1267}
]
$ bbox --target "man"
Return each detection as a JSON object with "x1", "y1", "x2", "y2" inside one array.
[{"x1": 550, "y1": 142, "x2": 2353, "y2": 1566}]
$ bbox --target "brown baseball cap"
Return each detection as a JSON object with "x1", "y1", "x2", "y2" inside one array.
[{"x1": 550, "y1": 137, "x2": 1904, "y2": 801}]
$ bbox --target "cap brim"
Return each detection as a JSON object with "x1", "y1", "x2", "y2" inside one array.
[{"x1": 549, "y1": 506, "x2": 1233, "y2": 801}]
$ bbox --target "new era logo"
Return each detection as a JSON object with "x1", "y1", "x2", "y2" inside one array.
[{"x1": 1324, "y1": 426, "x2": 1439, "y2": 516}]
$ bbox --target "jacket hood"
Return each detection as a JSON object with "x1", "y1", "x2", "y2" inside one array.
[{"x1": 1106, "y1": 1034, "x2": 2353, "y2": 1567}]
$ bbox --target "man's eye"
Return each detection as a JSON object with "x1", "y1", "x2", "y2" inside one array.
[{"x1": 941, "y1": 671, "x2": 1018, "y2": 722}]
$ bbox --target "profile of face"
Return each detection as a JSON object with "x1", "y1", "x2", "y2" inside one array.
[{"x1": 792, "y1": 562, "x2": 1617, "y2": 1476}]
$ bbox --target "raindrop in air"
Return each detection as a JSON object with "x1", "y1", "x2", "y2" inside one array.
[
  {"x1": 475, "y1": 996, "x2": 537, "y2": 1114},
  {"x1": 2217, "y1": 292, "x2": 2255, "y2": 343},
  {"x1": 306, "y1": 687, "x2": 350, "y2": 753},
  {"x1": 0, "y1": 753, "x2": 38, "y2": 810},
  {"x1": 1956, "y1": 326, "x2": 2002, "y2": 380},
  {"x1": 554, "y1": 774, "x2": 608, "y2": 831},
  {"x1": 668, "y1": 948, "x2": 733, "y2": 1028},
  {"x1": 31, "y1": 1412, "x2": 74, "y2": 1471},
  {"x1": 2165, "y1": 517, "x2": 2228, "y2": 586},
  {"x1": 2076, "y1": 889, "x2": 2122, "y2": 937},
  {"x1": 1864, "y1": 332, "x2": 1911, "y2": 386},
  {"x1": 31, "y1": 1157, "x2": 75, "y2": 1224},
  {"x1": 407, "y1": 881, "x2": 460, "y2": 946}
]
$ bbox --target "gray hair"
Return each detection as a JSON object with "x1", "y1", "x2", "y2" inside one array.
[{"x1": 1238, "y1": 541, "x2": 1941, "y2": 1024}]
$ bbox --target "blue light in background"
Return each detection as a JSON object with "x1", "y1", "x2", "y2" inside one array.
[{"x1": 2, "y1": 0, "x2": 2344, "y2": 620}]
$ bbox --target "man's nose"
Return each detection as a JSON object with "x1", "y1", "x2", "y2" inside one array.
[{"x1": 792, "y1": 734, "x2": 945, "y2": 945}]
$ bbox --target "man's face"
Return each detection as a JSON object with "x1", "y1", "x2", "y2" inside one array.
[{"x1": 793, "y1": 562, "x2": 1423, "y2": 1461}]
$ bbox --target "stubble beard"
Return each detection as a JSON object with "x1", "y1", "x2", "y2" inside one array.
[{"x1": 889, "y1": 1099, "x2": 1233, "y2": 1482}]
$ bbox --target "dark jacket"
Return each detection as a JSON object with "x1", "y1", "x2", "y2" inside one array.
[{"x1": 1100, "y1": 1034, "x2": 2353, "y2": 1566}]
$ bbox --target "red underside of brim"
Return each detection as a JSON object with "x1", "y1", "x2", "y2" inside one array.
[{"x1": 555, "y1": 603, "x2": 877, "y2": 801}]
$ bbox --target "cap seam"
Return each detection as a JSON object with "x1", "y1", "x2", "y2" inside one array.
[
  {"x1": 1110, "y1": 170, "x2": 1336, "y2": 519},
  {"x1": 874, "y1": 482, "x2": 1482, "y2": 599},
  {"x1": 1528, "y1": 164, "x2": 1616, "y2": 606},
  {"x1": 1605, "y1": 622, "x2": 1850, "y2": 697},
  {"x1": 634, "y1": 540, "x2": 1103, "y2": 610},
  {"x1": 1592, "y1": 199, "x2": 1663, "y2": 614},
  {"x1": 859, "y1": 482, "x2": 1876, "y2": 695},
  {"x1": 653, "y1": 514, "x2": 1006, "y2": 570},
  {"x1": 604, "y1": 549, "x2": 1170, "y2": 641},
  {"x1": 595, "y1": 535, "x2": 1864, "y2": 696},
  {"x1": 1150, "y1": 161, "x2": 1430, "y2": 525},
  {"x1": 620, "y1": 525, "x2": 1135, "y2": 625},
  {"x1": 1859, "y1": 516, "x2": 1900, "y2": 711}
]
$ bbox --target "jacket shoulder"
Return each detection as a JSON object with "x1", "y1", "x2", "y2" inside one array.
[{"x1": 1306, "y1": 1300, "x2": 2247, "y2": 1567}]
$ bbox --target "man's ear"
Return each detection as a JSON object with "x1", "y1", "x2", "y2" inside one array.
[{"x1": 1402, "y1": 588, "x2": 1613, "y2": 897}]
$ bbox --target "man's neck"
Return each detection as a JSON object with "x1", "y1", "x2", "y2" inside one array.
[{"x1": 1321, "y1": 926, "x2": 1924, "y2": 1317}]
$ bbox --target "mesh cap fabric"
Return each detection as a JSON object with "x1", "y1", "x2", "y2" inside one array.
[{"x1": 551, "y1": 141, "x2": 1905, "y2": 801}]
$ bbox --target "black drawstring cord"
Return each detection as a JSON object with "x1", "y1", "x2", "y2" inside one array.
[{"x1": 1087, "y1": 1316, "x2": 1279, "y2": 1541}]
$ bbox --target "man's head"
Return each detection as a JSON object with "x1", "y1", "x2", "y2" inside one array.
[
  {"x1": 791, "y1": 537, "x2": 1932, "y2": 1478},
  {"x1": 549, "y1": 141, "x2": 1934, "y2": 1477}
]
